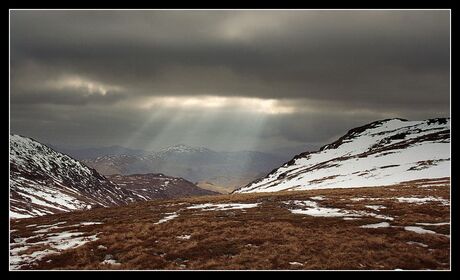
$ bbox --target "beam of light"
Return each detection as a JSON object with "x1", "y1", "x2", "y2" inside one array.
[
  {"x1": 117, "y1": 95, "x2": 281, "y2": 182},
  {"x1": 119, "y1": 97, "x2": 226, "y2": 152},
  {"x1": 119, "y1": 106, "x2": 168, "y2": 150},
  {"x1": 133, "y1": 96, "x2": 277, "y2": 156},
  {"x1": 142, "y1": 109, "x2": 193, "y2": 152},
  {"x1": 170, "y1": 108, "x2": 220, "y2": 149},
  {"x1": 130, "y1": 107, "x2": 193, "y2": 152},
  {"x1": 113, "y1": 94, "x2": 274, "y2": 189},
  {"x1": 221, "y1": 111, "x2": 270, "y2": 189},
  {"x1": 175, "y1": 108, "x2": 270, "y2": 182},
  {"x1": 140, "y1": 107, "x2": 271, "y2": 189}
]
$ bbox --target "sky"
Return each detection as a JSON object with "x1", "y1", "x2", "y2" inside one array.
[{"x1": 10, "y1": 10, "x2": 450, "y2": 152}]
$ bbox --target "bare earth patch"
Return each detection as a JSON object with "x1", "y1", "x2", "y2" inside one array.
[{"x1": 10, "y1": 177, "x2": 450, "y2": 270}]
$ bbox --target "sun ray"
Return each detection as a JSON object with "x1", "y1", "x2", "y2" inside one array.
[{"x1": 119, "y1": 106, "x2": 168, "y2": 150}]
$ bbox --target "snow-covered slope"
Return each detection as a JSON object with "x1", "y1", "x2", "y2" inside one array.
[
  {"x1": 9, "y1": 135, "x2": 144, "y2": 219},
  {"x1": 234, "y1": 118, "x2": 450, "y2": 193}
]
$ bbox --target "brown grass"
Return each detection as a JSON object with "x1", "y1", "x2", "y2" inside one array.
[{"x1": 10, "y1": 178, "x2": 450, "y2": 270}]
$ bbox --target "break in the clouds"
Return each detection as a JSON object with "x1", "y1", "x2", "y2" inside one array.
[{"x1": 10, "y1": 10, "x2": 450, "y2": 152}]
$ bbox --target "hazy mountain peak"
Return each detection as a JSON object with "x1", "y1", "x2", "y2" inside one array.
[{"x1": 158, "y1": 144, "x2": 211, "y2": 154}]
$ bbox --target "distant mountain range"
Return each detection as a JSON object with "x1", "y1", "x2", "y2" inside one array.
[
  {"x1": 9, "y1": 135, "x2": 216, "y2": 219},
  {"x1": 234, "y1": 118, "x2": 450, "y2": 193},
  {"x1": 81, "y1": 145, "x2": 290, "y2": 191}
]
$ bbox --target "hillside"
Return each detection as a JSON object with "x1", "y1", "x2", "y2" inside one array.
[
  {"x1": 10, "y1": 178, "x2": 450, "y2": 270},
  {"x1": 9, "y1": 134, "x2": 145, "y2": 219},
  {"x1": 9, "y1": 135, "x2": 216, "y2": 219},
  {"x1": 235, "y1": 118, "x2": 450, "y2": 193},
  {"x1": 107, "y1": 173, "x2": 218, "y2": 200}
]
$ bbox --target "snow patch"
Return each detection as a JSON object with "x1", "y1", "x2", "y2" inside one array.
[
  {"x1": 187, "y1": 203, "x2": 259, "y2": 211},
  {"x1": 101, "y1": 259, "x2": 121, "y2": 266},
  {"x1": 395, "y1": 196, "x2": 449, "y2": 205},
  {"x1": 404, "y1": 226, "x2": 437, "y2": 234},
  {"x1": 78, "y1": 222, "x2": 103, "y2": 226},
  {"x1": 415, "y1": 222, "x2": 449, "y2": 226},
  {"x1": 10, "y1": 230, "x2": 99, "y2": 270},
  {"x1": 360, "y1": 222, "x2": 390, "y2": 228},
  {"x1": 155, "y1": 212, "x2": 179, "y2": 224},
  {"x1": 407, "y1": 241, "x2": 428, "y2": 247},
  {"x1": 350, "y1": 197, "x2": 381, "y2": 201},
  {"x1": 286, "y1": 200, "x2": 393, "y2": 220},
  {"x1": 35, "y1": 222, "x2": 67, "y2": 228},
  {"x1": 177, "y1": 235, "x2": 191, "y2": 240},
  {"x1": 365, "y1": 205, "x2": 386, "y2": 211}
]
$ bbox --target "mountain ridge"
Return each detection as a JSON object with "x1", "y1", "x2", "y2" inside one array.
[
  {"x1": 234, "y1": 117, "x2": 450, "y2": 193},
  {"x1": 9, "y1": 135, "x2": 217, "y2": 219},
  {"x1": 10, "y1": 134, "x2": 141, "y2": 218}
]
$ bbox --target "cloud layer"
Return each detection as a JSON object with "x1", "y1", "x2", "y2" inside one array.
[{"x1": 10, "y1": 10, "x2": 450, "y2": 151}]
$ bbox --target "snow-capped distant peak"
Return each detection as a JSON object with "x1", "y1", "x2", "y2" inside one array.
[{"x1": 157, "y1": 144, "x2": 210, "y2": 154}]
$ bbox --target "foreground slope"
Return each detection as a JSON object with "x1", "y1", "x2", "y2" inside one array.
[
  {"x1": 235, "y1": 118, "x2": 450, "y2": 193},
  {"x1": 9, "y1": 134, "x2": 145, "y2": 218},
  {"x1": 10, "y1": 135, "x2": 218, "y2": 219},
  {"x1": 10, "y1": 178, "x2": 449, "y2": 270}
]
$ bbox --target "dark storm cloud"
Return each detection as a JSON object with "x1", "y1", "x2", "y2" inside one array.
[
  {"x1": 10, "y1": 10, "x2": 450, "y2": 150},
  {"x1": 12, "y1": 88, "x2": 125, "y2": 105}
]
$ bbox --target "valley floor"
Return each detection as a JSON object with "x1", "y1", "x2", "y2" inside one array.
[{"x1": 10, "y1": 177, "x2": 450, "y2": 270}]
